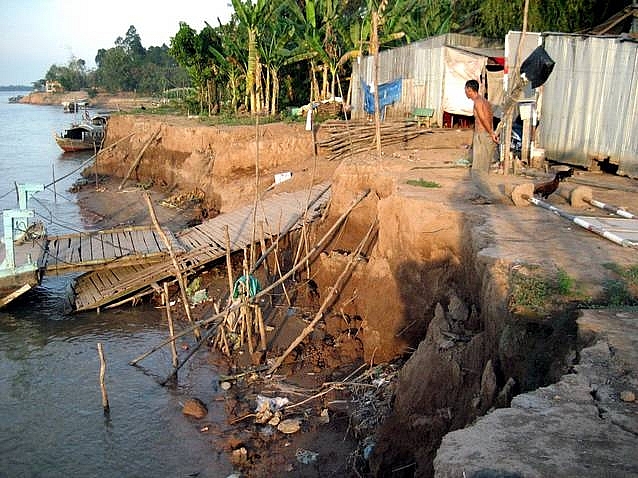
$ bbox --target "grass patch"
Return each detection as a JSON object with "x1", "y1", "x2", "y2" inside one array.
[
  {"x1": 406, "y1": 178, "x2": 441, "y2": 188},
  {"x1": 601, "y1": 263, "x2": 638, "y2": 306},
  {"x1": 509, "y1": 266, "x2": 585, "y2": 315}
]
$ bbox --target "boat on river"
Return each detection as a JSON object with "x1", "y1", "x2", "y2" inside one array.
[
  {"x1": 62, "y1": 99, "x2": 88, "y2": 113},
  {"x1": 54, "y1": 113, "x2": 109, "y2": 152}
]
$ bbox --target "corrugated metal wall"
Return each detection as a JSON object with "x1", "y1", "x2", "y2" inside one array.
[
  {"x1": 351, "y1": 34, "x2": 502, "y2": 125},
  {"x1": 539, "y1": 35, "x2": 638, "y2": 176}
]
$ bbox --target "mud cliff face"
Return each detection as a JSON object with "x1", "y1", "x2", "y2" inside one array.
[
  {"x1": 312, "y1": 160, "x2": 470, "y2": 363},
  {"x1": 92, "y1": 115, "x2": 326, "y2": 213}
]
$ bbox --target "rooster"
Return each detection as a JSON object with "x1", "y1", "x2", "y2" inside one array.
[{"x1": 533, "y1": 168, "x2": 573, "y2": 199}]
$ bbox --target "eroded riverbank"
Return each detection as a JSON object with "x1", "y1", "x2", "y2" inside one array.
[{"x1": 74, "y1": 113, "x2": 638, "y2": 477}]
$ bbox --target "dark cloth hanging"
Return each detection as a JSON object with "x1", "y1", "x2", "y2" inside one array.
[{"x1": 520, "y1": 46, "x2": 555, "y2": 88}]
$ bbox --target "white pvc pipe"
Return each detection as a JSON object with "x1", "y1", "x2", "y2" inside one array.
[
  {"x1": 587, "y1": 198, "x2": 636, "y2": 219},
  {"x1": 525, "y1": 195, "x2": 637, "y2": 248}
]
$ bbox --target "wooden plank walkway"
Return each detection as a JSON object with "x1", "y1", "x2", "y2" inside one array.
[
  {"x1": 72, "y1": 183, "x2": 332, "y2": 311},
  {"x1": 43, "y1": 225, "x2": 184, "y2": 274}
]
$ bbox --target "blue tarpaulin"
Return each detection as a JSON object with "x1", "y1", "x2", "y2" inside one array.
[{"x1": 362, "y1": 78, "x2": 402, "y2": 116}]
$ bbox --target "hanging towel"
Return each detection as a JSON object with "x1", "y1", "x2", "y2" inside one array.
[{"x1": 362, "y1": 78, "x2": 402, "y2": 116}]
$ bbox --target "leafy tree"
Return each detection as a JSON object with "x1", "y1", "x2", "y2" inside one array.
[
  {"x1": 169, "y1": 22, "x2": 221, "y2": 113},
  {"x1": 92, "y1": 26, "x2": 189, "y2": 94},
  {"x1": 95, "y1": 46, "x2": 135, "y2": 92},
  {"x1": 206, "y1": 19, "x2": 247, "y2": 113},
  {"x1": 44, "y1": 56, "x2": 88, "y2": 91},
  {"x1": 116, "y1": 25, "x2": 146, "y2": 60}
]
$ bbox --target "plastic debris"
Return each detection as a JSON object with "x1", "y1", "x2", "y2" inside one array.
[
  {"x1": 190, "y1": 289, "x2": 208, "y2": 305},
  {"x1": 233, "y1": 274, "x2": 261, "y2": 298},
  {"x1": 296, "y1": 448, "x2": 319, "y2": 464},
  {"x1": 254, "y1": 395, "x2": 290, "y2": 424},
  {"x1": 318, "y1": 408, "x2": 330, "y2": 424}
]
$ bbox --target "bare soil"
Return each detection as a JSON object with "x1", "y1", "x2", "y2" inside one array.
[{"x1": 70, "y1": 114, "x2": 638, "y2": 477}]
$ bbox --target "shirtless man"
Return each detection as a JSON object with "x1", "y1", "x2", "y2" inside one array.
[{"x1": 464, "y1": 79, "x2": 498, "y2": 173}]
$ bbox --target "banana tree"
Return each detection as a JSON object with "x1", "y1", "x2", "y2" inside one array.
[
  {"x1": 206, "y1": 20, "x2": 247, "y2": 113},
  {"x1": 259, "y1": 20, "x2": 299, "y2": 115},
  {"x1": 231, "y1": 0, "x2": 286, "y2": 114},
  {"x1": 286, "y1": 0, "x2": 346, "y2": 101}
]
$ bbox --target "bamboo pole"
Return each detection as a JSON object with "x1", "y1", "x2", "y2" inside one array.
[
  {"x1": 267, "y1": 219, "x2": 378, "y2": 374},
  {"x1": 241, "y1": 252, "x2": 254, "y2": 354},
  {"x1": 159, "y1": 326, "x2": 214, "y2": 386},
  {"x1": 225, "y1": 225, "x2": 234, "y2": 302},
  {"x1": 129, "y1": 189, "x2": 370, "y2": 366},
  {"x1": 164, "y1": 282, "x2": 179, "y2": 369},
  {"x1": 371, "y1": 10, "x2": 382, "y2": 156},
  {"x1": 97, "y1": 342, "x2": 110, "y2": 413},
  {"x1": 258, "y1": 221, "x2": 271, "y2": 279},
  {"x1": 119, "y1": 129, "x2": 160, "y2": 190},
  {"x1": 255, "y1": 305, "x2": 267, "y2": 351},
  {"x1": 250, "y1": 114, "x2": 261, "y2": 270},
  {"x1": 143, "y1": 192, "x2": 201, "y2": 340},
  {"x1": 503, "y1": 0, "x2": 530, "y2": 175}
]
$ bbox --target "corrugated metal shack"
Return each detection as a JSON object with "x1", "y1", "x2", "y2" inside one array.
[
  {"x1": 350, "y1": 33, "x2": 504, "y2": 126},
  {"x1": 538, "y1": 34, "x2": 638, "y2": 176}
]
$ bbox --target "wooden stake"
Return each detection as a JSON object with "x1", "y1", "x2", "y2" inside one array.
[
  {"x1": 244, "y1": 305, "x2": 254, "y2": 355},
  {"x1": 97, "y1": 342, "x2": 110, "y2": 413},
  {"x1": 255, "y1": 305, "x2": 267, "y2": 351},
  {"x1": 143, "y1": 192, "x2": 201, "y2": 340},
  {"x1": 258, "y1": 221, "x2": 270, "y2": 279},
  {"x1": 52, "y1": 164, "x2": 57, "y2": 204},
  {"x1": 225, "y1": 225, "x2": 234, "y2": 303},
  {"x1": 164, "y1": 282, "x2": 179, "y2": 369},
  {"x1": 268, "y1": 219, "x2": 378, "y2": 374}
]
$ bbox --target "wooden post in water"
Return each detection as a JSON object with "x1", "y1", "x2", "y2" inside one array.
[
  {"x1": 52, "y1": 164, "x2": 57, "y2": 204},
  {"x1": 97, "y1": 342, "x2": 110, "y2": 413},
  {"x1": 164, "y1": 282, "x2": 179, "y2": 369}
]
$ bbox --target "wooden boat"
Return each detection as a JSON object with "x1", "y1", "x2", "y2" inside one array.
[{"x1": 54, "y1": 114, "x2": 109, "y2": 152}]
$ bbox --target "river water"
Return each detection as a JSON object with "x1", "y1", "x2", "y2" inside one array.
[{"x1": 0, "y1": 92, "x2": 231, "y2": 477}]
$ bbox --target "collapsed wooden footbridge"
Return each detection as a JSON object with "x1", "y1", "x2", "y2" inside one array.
[{"x1": 0, "y1": 182, "x2": 331, "y2": 310}]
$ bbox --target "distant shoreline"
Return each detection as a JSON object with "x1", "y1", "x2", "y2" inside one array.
[
  {"x1": 18, "y1": 90, "x2": 154, "y2": 111},
  {"x1": 0, "y1": 85, "x2": 32, "y2": 91}
]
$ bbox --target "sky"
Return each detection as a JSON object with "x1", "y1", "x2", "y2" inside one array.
[{"x1": 0, "y1": 0, "x2": 234, "y2": 86}]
